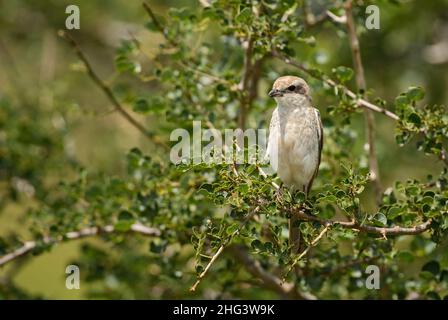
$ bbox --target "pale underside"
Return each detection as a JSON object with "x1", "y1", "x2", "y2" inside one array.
[{"x1": 267, "y1": 97, "x2": 322, "y2": 194}]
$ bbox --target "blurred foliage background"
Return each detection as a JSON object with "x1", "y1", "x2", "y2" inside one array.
[{"x1": 0, "y1": 0, "x2": 447, "y2": 299}]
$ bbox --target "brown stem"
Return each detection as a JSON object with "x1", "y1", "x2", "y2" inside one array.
[
  {"x1": 142, "y1": 2, "x2": 178, "y2": 47},
  {"x1": 272, "y1": 51, "x2": 448, "y2": 168},
  {"x1": 58, "y1": 31, "x2": 168, "y2": 150},
  {"x1": 0, "y1": 224, "x2": 160, "y2": 267},
  {"x1": 229, "y1": 244, "x2": 317, "y2": 300},
  {"x1": 238, "y1": 36, "x2": 254, "y2": 130},
  {"x1": 271, "y1": 51, "x2": 400, "y2": 121},
  {"x1": 189, "y1": 206, "x2": 260, "y2": 292},
  {"x1": 344, "y1": 0, "x2": 382, "y2": 204},
  {"x1": 293, "y1": 208, "x2": 432, "y2": 236},
  {"x1": 320, "y1": 256, "x2": 380, "y2": 276}
]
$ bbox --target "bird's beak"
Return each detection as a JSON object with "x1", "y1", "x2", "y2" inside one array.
[{"x1": 268, "y1": 89, "x2": 282, "y2": 97}]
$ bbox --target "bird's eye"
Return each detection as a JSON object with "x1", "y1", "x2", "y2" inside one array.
[{"x1": 287, "y1": 85, "x2": 296, "y2": 91}]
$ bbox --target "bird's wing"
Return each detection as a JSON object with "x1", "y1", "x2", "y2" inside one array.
[
  {"x1": 266, "y1": 108, "x2": 279, "y2": 171},
  {"x1": 316, "y1": 108, "x2": 323, "y2": 168},
  {"x1": 306, "y1": 107, "x2": 323, "y2": 194}
]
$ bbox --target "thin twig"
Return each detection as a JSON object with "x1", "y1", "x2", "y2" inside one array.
[
  {"x1": 58, "y1": 30, "x2": 168, "y2": 150},
  {"x1": 142, "y1": 2, "x2": 177, "y2": 47},
  {"x1": 272, "y1": 51, "x2": 448, "y2": 167},
  {"x1": 238, "y1": 35, "x2": 254, "y2": 130},
  {"x1": 229, "y1": 244, "x2": 317, "y2": 300},
  {"x1": 177, "y1": 61, "x2": 232, "y2": 85},
  {"x1": 292, "y1": 208, "x2": 432, "y2": 236},
  {"x1": 319, "y1": 256, "x2": 380, "y2": 276},
  {"x1": 189, "y1": 206, "x2": 260, "y2": 292},
  {"x1": 283, "y1": 225, "x2": 330, "y2": 280},
  {"x1": 303, "y1": 0, "x2": 345, "y2": 26},
  {"x1": 344, "y1": 0, "x2": 382, "y2": 204},
  {"x1": 271, "y1": 51, "x2": 400, "y2": 121},
  {"x1": 0, "y1": 224, "x2": 160, "y2": 267},
  {"x1": 326, "y1": 10, "x2": 347, "y2": 24}
]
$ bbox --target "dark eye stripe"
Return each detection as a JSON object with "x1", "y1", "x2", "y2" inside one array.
[{"x1": 287, "y1": 85, "x2": 296, "y2": 91}]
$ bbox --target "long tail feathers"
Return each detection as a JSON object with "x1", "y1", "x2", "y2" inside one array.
[{"x1": 289, "y1": 186, "x2": 308, "y2": 255}]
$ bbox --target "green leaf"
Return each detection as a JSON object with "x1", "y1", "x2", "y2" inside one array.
[
  {"x1": 195, "y1": 265, "x2": 204, "y2": 274},
  {"x1": 406, "y1": 86, "x2": 425, "y2": 102},
  {"x1": 395, "y1": 132, "x2": 411, "y2": 147},
  {"x1": 421, "y1": 196, "x2": 434, "y2": 204},
  {"x1": 332, "y1": 66, "x2": 354, "y2": 83},
  {"x1": 118, "y1": 210, "x2": 134, "y2": 221},
  {"x1": 407, "y1": 113, "x2": 422, "y2": 127},
  {"x1": 395, "y1": 95, "x2": 409, "y2": 109},
  {"x1": 263, "y1": 242, "x2": 273, "y2": 252},
  {"x1": 439, "y1": 270, "x2": 448, "y2": 283},
  {"x1": 419, "y1": 271, "x2": 435, "y2": 280},
  {"x1": 374, "y1": 213, "x2": 387, "y2": 226},
  {"x1": 226, "y1": 224, "x2": 238, "y2": 235},
  {"x1": 294, "y1": 191, "x2": 306, "y2": 202},
  {"x1": 115, "y1": 56, "x2": 141, "y2": 74},
  {"x1": 422, "y1": 260, "x2": 440, "y2": 275},
  {"x1": 238, "y1": 184, "x2": 249, "y2": 194},
  {"x1": 318, "y1": 204, "x2": 336, "y2": 219},
  {"x1": 235, "y1": 7, "x2": 252, "y2": 23},
  {"x1": 387, "y1": 206, "x2": 403, "y2": 219},
  {"x1": 251, "y1": 239, "x2": 264, "y2": 251},
  {"x1": 114, "y1": 220, "x2": 134, "y2": 232},
  {"x1": 405, "y1": 185, "x2": 420, "y2": 196},
  {"x1": 149, "y1": 241, "x2": 165, "y2": 254},
  {"x1": 133, "y1": 97, "x2": 150, "y2": 113},
  {"x1": 396, "y1": 251, "x2": 414, "y2": 262},
  {"x1": 298, "y1": 36, "x2": 316, "y2": 47}
]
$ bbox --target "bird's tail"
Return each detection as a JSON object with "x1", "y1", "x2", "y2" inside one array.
[
  {"x1": 289, "y1": 215, "x2": 304, "y2": 255},
  {"x1": 289, "y1": 187, "x2": 308, "y2": 255}
]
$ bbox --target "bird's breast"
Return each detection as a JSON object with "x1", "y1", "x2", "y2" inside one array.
[{"x1": 270, "y1": 106, "x2": 319, "y2": 190}]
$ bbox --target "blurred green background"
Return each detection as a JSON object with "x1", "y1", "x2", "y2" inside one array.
[{"x1": 0, "y1": 0, "x2": 447, "y2": 298}]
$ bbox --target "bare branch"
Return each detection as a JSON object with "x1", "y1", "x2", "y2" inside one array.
[
  {"x1": 0, "y1": 224, "x2": 160, "y2": 267},
  {"x1": 271, "y1": 51, "x2": 400, "y2": 121},
  {"x1": 319, "y1": 256, "x2": 380, "y2": 276},
  {"x1": 229, "y1": 244, "x2": 317, "y2": 300},
  {"x1": 142, "y1": 2, "x2": 177, "y2": 47},
  {"x1": 198, "y1": 0, "x2": 211, "y2": 8},
  {"x1": 293, "y1": 208, "x2": 432, "y2": 236},
  {"x1": 326, "y1": 10, "x2": 347, "y2": 24},
  {"x1": 58, "y1": 30, "x2": 168, "y2": 150},
  {"x1": 237, "y1": 36, "x2": 254, "y2": 130},
  {"x1": 344, "y1": 0, "x2": 382, "y2": 204},
  {"x1": 272, "y1": 51, "x2": 448, "y2": 168}
]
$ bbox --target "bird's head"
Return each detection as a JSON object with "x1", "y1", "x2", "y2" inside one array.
[{"x1": 268, "y1": 76, "x2": 311, "y2": 106}]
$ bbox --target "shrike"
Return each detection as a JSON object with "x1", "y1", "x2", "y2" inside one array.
[{"x1": 267, "y1": 76, "x2": 323, "y2": 254}]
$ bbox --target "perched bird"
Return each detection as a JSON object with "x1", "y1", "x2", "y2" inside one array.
[{"x1": 267, "y1": 76, "x2": 323, "y2": 254}]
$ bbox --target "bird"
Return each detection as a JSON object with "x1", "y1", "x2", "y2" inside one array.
[{"x1": 267, "y1": 76, "x2": 323, "y2": 254}]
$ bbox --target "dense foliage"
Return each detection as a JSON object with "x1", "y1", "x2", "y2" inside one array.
[{"x1": 0, "y1": 0, "x2": 447, "y2": 299}]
